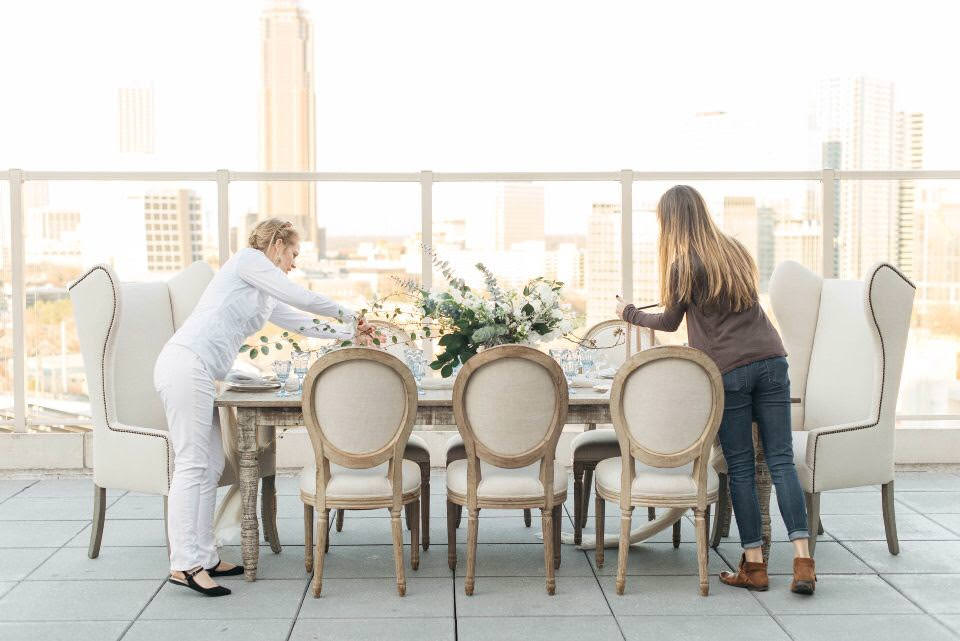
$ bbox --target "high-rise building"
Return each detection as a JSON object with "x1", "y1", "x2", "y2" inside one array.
[
  {"x1": 585, "y1": 204, "x2": 658, "y2": 327},
  {"x1": 495, "y1": 183, "x2": 545, "y2": 251},
  {"x1": 259, "y1": 0, "x2": 318, "y2": 246},
  {"x1": 117, "y1": 86, "x2": 155, "y2": 154},
  {"x1": 913, "y1": 189, "x2": 959, "y2": 315},
  {"x1": 774, "y1": 215, "x2": 821, "y2": 274},
  {"x1": 817, "y1": 76, "x2": 897, "y2": 278},
  {"x1": 140, "y1": 190, "x2": 204, "y2": 273},
  {"x1": 896, "y1": 112, "x2": 924, "y2": 278},
  {"x1": 25, "y1": 210, "x2": 82, "y2": 265},
  {"x1": 722, "y1": 197, "x2": 776, "y2": 291}
]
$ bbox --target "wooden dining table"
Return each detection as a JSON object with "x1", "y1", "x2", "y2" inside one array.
[{"x1": 216, "y1": 385, "x2": 779, "y2": 581}]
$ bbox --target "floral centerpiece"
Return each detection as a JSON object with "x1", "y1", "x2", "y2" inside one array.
[{"x1": 393, "y1": 252, "x2": 577, "y2": 377}]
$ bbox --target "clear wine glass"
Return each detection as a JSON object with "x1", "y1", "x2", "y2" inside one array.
[
  {"x1": 272, "y1": 359, "x2": 292, "y2": 398},
  {"x1": 405, "y1": 348, "x2": 425, "y2": 396},
  {"x1": 578, "y1": 347, "x2": 596, "y2": 379},
  {"x1": 562, "y1": 351, "x2": 578, "y2": 393},
  {"x1": 292, "y1": 351, "x2": 310, "y2": 395}
]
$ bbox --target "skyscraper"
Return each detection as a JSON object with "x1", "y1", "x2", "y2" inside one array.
[
  {"x1": 585, "y1": 204, "x2": 658, "y2": 327},
  {"x1": 117, "y1": 86, "x2": 155, "y2": 154},
  {"x1": 495, "y1": 183, "x2": 545, "y2": 251},
  {"x1": 722, "y1": 197, "x2": 775, "y2": 291},
  {"x1": 259, "y1": 0, "x2": 318, "y2": 246},
  {"x1": 816, "y1": 77, "x2": 897, "y2": 278},
  {"x1": 139, "y1": 190, "x2": 204, "y2": 273},
  {"x1": 896, "y1": 112, "x2": 924, "y2": 278}
]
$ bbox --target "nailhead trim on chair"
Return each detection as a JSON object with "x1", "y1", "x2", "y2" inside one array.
[
  {"x1": 809, "y1": 263, "x2": 915, "y2": 493},
  {"x1": 69, "y1": 265, "x2": 173, "y2": 490}
]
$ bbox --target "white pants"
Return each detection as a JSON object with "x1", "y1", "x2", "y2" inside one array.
[{"x1": 154, "y1": 344, "x2": 224, "y2": 572}]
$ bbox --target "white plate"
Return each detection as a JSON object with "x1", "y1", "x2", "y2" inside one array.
[
  {"x1": 227, "y1": 382, "x2": 280, "y2": 392},
  {"x1": 593, "y1": 384, "x2": 611, "y2": 393}
]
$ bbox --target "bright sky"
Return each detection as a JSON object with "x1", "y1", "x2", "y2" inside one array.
[{"x1": 2, "y1": 0, "x2": 958, "y2": 235}]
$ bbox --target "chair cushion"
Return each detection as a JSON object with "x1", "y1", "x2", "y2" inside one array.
[
  {"x1": 445, "y1": 434, "x2": 463, "y2": 451},
  {"x1": 446, "y1": 459, "x2": 567, "y2": 500},
  {"x1": 403, "y1": 434, "x2": 430, "y2": 463},
  {"x1": 571, "y1": 428, "x2": 620, "y2": 463},
  {"x1": 445, "y1": 434, "x2": 466, "y2": 465},
  {"x1": 300, "y1": 459, "x2": 421, "y2": 500},
  {"x1": 595, "y1": 457, "x2": 719, "y2": 502}
]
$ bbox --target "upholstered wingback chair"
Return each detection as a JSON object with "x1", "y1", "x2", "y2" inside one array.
[
  {"x1": 769, "y1": 261, "x2": 915, "y2": 554},
  {"x1": 70, "y1": 262, "x2": 277, "y2": 558}
]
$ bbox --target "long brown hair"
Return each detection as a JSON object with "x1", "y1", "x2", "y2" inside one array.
[{"x1": 656, "y1": 185, "x2": 758, "y2": 312}]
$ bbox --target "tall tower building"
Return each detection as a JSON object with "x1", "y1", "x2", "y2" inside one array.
[
  {"x1": 117, "y1": 86, "x2": 155, "y2": 154},
  {"x1": 495, "y1": 183, "x2": 545, "y2": 251},
  {"x1": 259, "y1": 0, "x2": 318, "y2": 246},
  {"x1": 896, "y1": 112, "x2": 924, "y2": 278},
  {"x1": 816, "y1": 77, "x2": 897, "y2": 278},
  {"x1": 141, "y1": 190, "x2": 204, "y2": 273},
  {"x1": 722, "y1": 197, "x2": 775, "y2": 291},
  {"x1": 584, "y1": 204, "x2": 658, "y2": 327}
]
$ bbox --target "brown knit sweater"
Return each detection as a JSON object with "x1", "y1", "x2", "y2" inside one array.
[{"x1": 621, "y1": 265, "x2": 785, "y2": 374}]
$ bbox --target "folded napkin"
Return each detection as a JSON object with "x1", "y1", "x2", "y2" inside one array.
[
  {"x1": 225, "y1": 369, "x2": 274, "y2": 385},
  {"x1": 420, "y1": 377, "x2": 455, "y2": 390},
  {"x1": 570, "y1": 375, "x2": 595, "y2": 388},
  {"x1": 597, "y1": 367, "x2": 616, "y2": 379}
]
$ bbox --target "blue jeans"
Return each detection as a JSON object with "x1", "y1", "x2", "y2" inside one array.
[{"x1": 717, "y1": 356, "x2": 809, "y2": 549}]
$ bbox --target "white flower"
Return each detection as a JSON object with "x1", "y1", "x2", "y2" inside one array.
[{"x1": 558, "y1": 319, "x2": 573, "y2": 334}]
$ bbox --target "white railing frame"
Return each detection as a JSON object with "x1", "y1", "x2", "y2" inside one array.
[{"x1": 5, "y1": 167, "x2": 960, "y2": 431}]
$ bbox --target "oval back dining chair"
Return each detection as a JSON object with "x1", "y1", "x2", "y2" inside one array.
[
  {"x1": 595, "y1": 345, "x2": 723, "y2": 596},
  {"x1": 299, "y1": 347, "x2": 421, "y2": 597},
  {"x1": 446, "y1": 345, "x2": 568, "y2": 595}
]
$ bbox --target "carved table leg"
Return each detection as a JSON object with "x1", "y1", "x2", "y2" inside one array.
[{"x1": 238, "y1": 407, "x2": 261, "y2": 581}]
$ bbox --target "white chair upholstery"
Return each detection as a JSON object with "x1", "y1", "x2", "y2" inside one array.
[
  {"x1": 300, "y1": 348, "x2": 421, "y2": 597},
  {"x1": 69, "y1": 262, "x2": 278, "y2": 558},
  {"x1": 769, "y1": 261, "x2": 915, "y2": 554},
  {"x1": 446, "y1": 345, "x2": 568, "y2": 596},
  {"x1": 595, "y1": 346, "x2": 723, "y2": 597}
]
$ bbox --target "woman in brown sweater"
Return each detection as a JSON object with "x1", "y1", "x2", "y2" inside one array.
[{"x1": 616, "y1": 185, "x2": 816, "y2": 594}]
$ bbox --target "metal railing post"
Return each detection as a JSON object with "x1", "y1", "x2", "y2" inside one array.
[
  {"x1": 821, "y1": 168, "x2": 836, "y2": 278},
  {"x1": 620, "y1": 169, "x2": 634, "y2": 303},
  {"x1": 420, "y1": 170, "x2": 433, "y2": 289},
  {"x1": 9, "y1": 169, "x2": 27, "y2": 432},
  {"x1": 216, "y1": 169, "x2": 230, "y2": 265}
]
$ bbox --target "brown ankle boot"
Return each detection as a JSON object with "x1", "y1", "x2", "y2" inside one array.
[
  {"x1": 791, "y1": 557, "x2": 816, "y2": 595},
  {"x1": 719, "y1": 554, "x2": 769, "y2": 591}
]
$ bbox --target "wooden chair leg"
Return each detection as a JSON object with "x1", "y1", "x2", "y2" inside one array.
[
  {"x1": 711, "y1": 473, "x2": 728, "y2": 548},
  {"x1": 465, "y1": 508, "x2": 479, "y2": 595},
  {"x1": 312, "y1": 508, "x2": 328, "y2": 597},
  {"x1": 524, "y1": 508, "x2": 532, "y2": 527},
  {"x1": 805, "y1": 491, "x2": 820, "y2": 556},
  {"x1": 420, "y1": 465, "x2": 430, "y2": 550},
  {"x1": 672, "y1": 518, "x2": 682, "y2": 548},
  {"x1": 455, "y1": 504, "x2": 463, "y2": 529},
  {"x1": 162, "y1": 495, "x2": 170, "y2": 557},
  {"x1": 581, "y1": 465, "x2": 595, "y2": 528},
  {"x1": 542, "y1": 507, "x2": 556, "y2": 595},
  {"x1": 573, "y1": 462, "x2": 585, "y2": 545},
  {"x1": 818, "y1": 521, "x2": 824, "y2": 536},
  {"x1": 595, "y1": 493, "x2": 605, "y2": 568},
  {"x1": 694, "y1": 507, "x2": 709, "y2": 596},
  {"x1": 304, "y1": 504, "x2": 314, "y2": 573},
  {"x1": 335, "y1": 509, "x2": 344, "y2": 532},
  {"x1": 325, "y1": 511, "x2": 331, "y2": 554},
  {"x1": 616, "y1": 506, "x2": 632, "y2": 595},
  {"x1": 552, "y1": 505, "x2": 561, "y2": 569},
  {"x1": 447, "y1": 499, "x2": 458, "y2": 570},
  {"x1": 88, "y1": 485, "x2": 106, "y2": 559},
  {"x1": 882, "y1": 481, "x2": 900, "y2": 555},
  {"x1": 391, "y1": 508, "x2": 406, "y2": 596},
  {"x1": 410, "y1": 498, "x2": 421, "y2": 571},
  {"x1": 647, "y1": 507, "x2": 655, "y2": 521},
  {"x1": 261, "y1": 475, "x2": 281, "y2": 553}
]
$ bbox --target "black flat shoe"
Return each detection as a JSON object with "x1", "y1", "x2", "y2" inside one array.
[
  {"x1": 168, "y1": 567, "x2": 231, "y2": 597},
  {"x1": 206, "y1": 558, "x2": 245, "y2": 577}
]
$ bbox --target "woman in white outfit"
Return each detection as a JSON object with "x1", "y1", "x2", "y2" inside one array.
[{"x1": 154, "y1": 218, "x2": 370, "y2": 596}]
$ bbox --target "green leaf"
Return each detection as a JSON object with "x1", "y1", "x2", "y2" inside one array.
[
  {"x1": 249, "y1": 348, "x2": 258, "y2": 359},
  {"x1": 436, "y1": 350, "x2": 455, "y2": 363},
  {"x1": 440, "y1": 363, "x2": 453, "y2": 378},
  {"x1": 312, "y1": 318, "x2": 320, "y2": 324},
  {"x1": 429, "y1": 360, "x2": 444, "y2": 370},
  {"x1": 340, "y1": 341, "x2": 352, "y2": 347},
  {"x1": 282, "y1": 331, "x2": 289, "y2": 337},
  {"x1": 239, "y1": 344, "x2": 250, "y2": 352},
  {"x1": 391, "y1": 335, "x2": 398, "y2": 344},
  {"x1": 260, "y1": 345, "x2": 269, "y2": 355},
  {"x1": 260, "y1": 336, "x2": 268, "y2": 343},
  {"x1": 372, "y1": 337, "x2": 381, "y2": 346},
  {"x1": 424, "y1": 326, "x2": 431, "y2": 337},
  {"x1": 522, "y1": 303, "x2": 535, "y2": 315},
  {"x1": 410, "y1": 332, "x2": 417, "y2": 342},
  {"x1": 275, "y1": 343, "x2": 283, "y2": 350}
]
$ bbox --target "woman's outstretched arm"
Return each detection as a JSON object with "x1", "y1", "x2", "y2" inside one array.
[
  {"x1": 268, "y1": 301, "x2": 354, "y2": 340},
  {"x1": 621, "y1": 302, "x2": 686, "y2": 332}
]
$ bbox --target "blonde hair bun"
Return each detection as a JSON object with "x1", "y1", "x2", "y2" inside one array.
[{"x1": 248, "y1": 218, "x2": 298, "y2": 251}]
